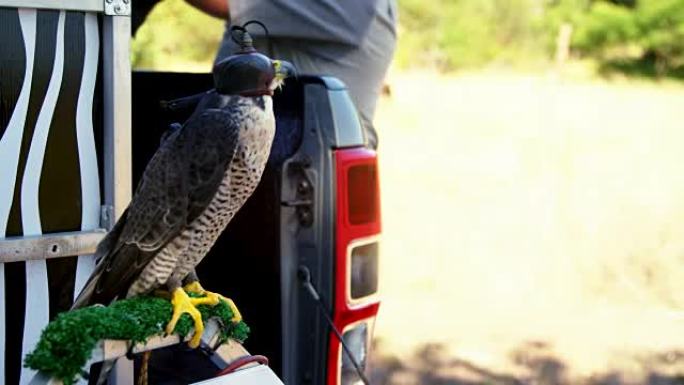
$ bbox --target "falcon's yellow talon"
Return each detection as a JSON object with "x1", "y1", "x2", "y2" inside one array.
[
  {"x1": 183, "y1": 281, "x2": 204, "y2": 294},
  {"x1": 223, "y1": 296, "x2": 243, "y2": 323},
  {"x1": 202, "y1": 292, "x2": 243, "y2": 322},
  {"x1": 182, "y1": 282, "x2": 242, "y2": 322},
  {"x1": 165, "y1": 288, "x2": 204, "y2": 348},
  {"x1": 189, "y1": 295, "x2": 220, "y2": 307}
]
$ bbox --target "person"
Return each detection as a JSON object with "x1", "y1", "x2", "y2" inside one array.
[{"x1": 185, "y1": 0, "x2": 397, "y2": 149}]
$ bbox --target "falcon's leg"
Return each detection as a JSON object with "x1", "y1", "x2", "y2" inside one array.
[
  {"x1": 182, "y1": 270, "x2": 204, "y2": 295},
  {"x1": 182, "y1": 270, "x2": 243, "y2": 323},
  {"x1": 165, "y1": 278, "x2": 205, "y2": 348}
]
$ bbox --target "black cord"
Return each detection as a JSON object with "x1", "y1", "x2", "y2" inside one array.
[
  {"x1": 229, "y1": 25, "x2": 247, "y2": 47},
  {"x1": 297, "y1": 267, "x2": 371, "y2": 385},
  {"x1": 229, "y1": 20, "x2": 274, "y2": 58},
  {"x1": 243, "y1": 20, "x2": 270, "y2": 42},
  {"x1": 243, "y1": 20, "x2": 274, "y2": 58}
]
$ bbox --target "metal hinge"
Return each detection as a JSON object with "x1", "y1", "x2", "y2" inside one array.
[
  {"x1": 100, "y1": 205, "x2": 115, "y2": 230},
  {"x1": 282, "y1": 157, "x2": 314, "y2": 227},
  {"x1": 104, "y1": 0, "x2": 130, "y2": 16}
]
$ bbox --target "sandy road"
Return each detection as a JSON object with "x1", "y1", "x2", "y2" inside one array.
[{"x1": 371, "y1": 71, "x2": 684, "y2": 384}]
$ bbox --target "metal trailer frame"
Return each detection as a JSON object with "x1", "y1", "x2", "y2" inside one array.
[
  {"x1": 0, "y1": 0, "x2": 132, "y2": 260},
  {"x1": 0, "y1": 0, "x2": 132, "y2": 383}
]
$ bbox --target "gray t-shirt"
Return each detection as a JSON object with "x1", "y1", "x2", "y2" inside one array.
[
  {"x1": 221, "y1": 0, "x2": 397, "y2": 148},
  {"x1": 229, "y1": 0, "x2": 395, "y2": 46}
]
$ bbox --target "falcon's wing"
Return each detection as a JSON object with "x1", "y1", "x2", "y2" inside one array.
[{"x1": 73, "y1": 109, "x2": 240, "y2": 307}]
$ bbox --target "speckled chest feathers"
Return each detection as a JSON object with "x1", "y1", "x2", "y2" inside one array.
[{"x1": 127, "y1": 95, "x2": 275, "y2": 297}]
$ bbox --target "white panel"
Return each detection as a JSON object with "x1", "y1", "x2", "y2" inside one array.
[
  {"x1": 0, "y1": 8, "x2": 37, "y2": 385},
  {"x1": 73, "y1": 12, "x2": 101, "y2": 298},
  {"x1": 19, "y1": 11, "x2": 66, "y2": 385},
  {"x1": 109, "y1": 358, "x2": 134, "y2": 385},
  {"x1": 0, "y1": 9, "x2": 36, "y2": 237},
  {"x1": 191, "y1": 365, "x2": 284, "y2": 385}
]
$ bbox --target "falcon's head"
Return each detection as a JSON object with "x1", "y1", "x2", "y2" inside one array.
[{"x1": 213, "y1": 52, "x2": 295, "y2": 97}]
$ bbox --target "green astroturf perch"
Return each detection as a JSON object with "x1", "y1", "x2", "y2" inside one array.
[{"x1": 24, "y1": 295, "x2": 249, "y2": 385}]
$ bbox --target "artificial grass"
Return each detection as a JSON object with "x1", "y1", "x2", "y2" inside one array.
[{"x1": 24, "y1": 295, "x2": 249, "y2": 385}]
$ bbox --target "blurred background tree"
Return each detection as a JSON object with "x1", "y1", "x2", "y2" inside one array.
[
  {"x1": 131, "y1": 0, "x2": 224, "y2": 71},
  {"x1": 132, "y1": 0, "x2": 684, "y2": 79},
  {"x1": 572, "y1": 0, "x2": 684, "y2": 77}
]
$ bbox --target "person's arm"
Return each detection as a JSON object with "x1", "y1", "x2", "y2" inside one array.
[{"x1": 185, "y1": 0, "x2": 230, "y2": 19}]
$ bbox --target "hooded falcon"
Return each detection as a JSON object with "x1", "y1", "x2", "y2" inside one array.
[{"x1": 72, "y1": 47, "x2": 295, "y2": 348}]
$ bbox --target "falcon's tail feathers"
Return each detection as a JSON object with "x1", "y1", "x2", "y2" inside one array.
[{"x1": 71, "y1": 211, "x2": 127, "y2": 309}]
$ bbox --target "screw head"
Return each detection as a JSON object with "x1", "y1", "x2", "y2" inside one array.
[
  {"x1": 299, "y1": 208, "x2": 313, "y2": 225},
  {"x1": 297, "y1": 180, "x2": 311, "y2": 195}
]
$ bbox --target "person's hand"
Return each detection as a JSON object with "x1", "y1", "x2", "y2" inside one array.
[{"x1": 185, "y1": 0, "x2": 229, "y2": 19}]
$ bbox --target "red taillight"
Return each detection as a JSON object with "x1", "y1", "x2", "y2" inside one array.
[
  {"x1": 329, "y1": 148, "x2": 381, "y2": 385},
  {"x1": 347, "y1": 164, "x2": 379, "y2": 225}
]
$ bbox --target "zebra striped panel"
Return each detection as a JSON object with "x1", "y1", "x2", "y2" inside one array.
[{"x1": 0, "y1": 8, "x2": 102, "y2": 385}]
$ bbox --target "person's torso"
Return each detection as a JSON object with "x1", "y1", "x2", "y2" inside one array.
[{"x1": 230, "y1": 0, "x2": 396, "y2": 46}]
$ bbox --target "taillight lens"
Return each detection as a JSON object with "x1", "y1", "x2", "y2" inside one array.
[
  {"x1": 340, "y1": 322, "x2": 370, "y2": 385},
  {"x1": 330, "y1": 148, "x2": 381, "y2": 385},
  {"x1": 347, "y1": 164, "x2": 379, "y2": 225},
  {"x1": 349, "y1": 241, "x2": 379, "y2": 301}
]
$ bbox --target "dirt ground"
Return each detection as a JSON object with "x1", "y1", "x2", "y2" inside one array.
[{"x1": 370, "y1": 71, "x2": 684, "y2": 385}]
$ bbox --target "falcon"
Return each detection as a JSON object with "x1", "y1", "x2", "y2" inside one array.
[{"x1": 73, "y1": 50, "x2": 295, "y2": 348}]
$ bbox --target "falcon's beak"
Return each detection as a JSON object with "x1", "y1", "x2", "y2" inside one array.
[{"x1": 273, "y1": 60, "x2": 296, "y2": 81}]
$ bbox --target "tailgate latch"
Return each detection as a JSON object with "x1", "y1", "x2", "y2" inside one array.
[{"x1": 282, "y1": 157, "x2": 314, "y2": 227}]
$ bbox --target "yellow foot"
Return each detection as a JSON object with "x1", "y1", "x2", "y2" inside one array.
[
  {"x1": 165, "y1": 288, "x2": 204, "y2": 348},
  {"x1": 182, "y1": 281, "x2": 205, "y2": 295},
  {"x1": 182, "y1": 281, "x2": 243, "y2": 323}
]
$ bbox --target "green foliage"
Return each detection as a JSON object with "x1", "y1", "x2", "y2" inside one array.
[
  {"x1": 396, "y1": 0, "x2": 546, "y2": 70},
  {"x1": 131, "y1": 0, "x2": 224, "y2": 71},
  {"x1": 536, "y1": 0, "x2": 590, "y2": 52},
  {"x1": 571, "y1": 0, "x2": 684, "y2": 76},
  {"x1": 132, "y1": 0, "x2": 684, "y2": 78},
  {"x1": 573, "y1": 2, "x2": 638, "y2": 50},
  {"x1": 24, "y1": 296, "x2": 249, "y2": 385},
  {"x1": 396, "y1": 0, "x2": 684, "y2": 77}
]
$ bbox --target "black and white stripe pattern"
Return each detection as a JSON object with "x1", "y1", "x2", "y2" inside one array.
[{"x1": 0, "y1": 8, "x2": 101, "y2": 385}]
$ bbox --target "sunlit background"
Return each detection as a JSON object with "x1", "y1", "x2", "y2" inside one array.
[{"x1": 133, "y1": 1, "x2": 684, "y2": 384}]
